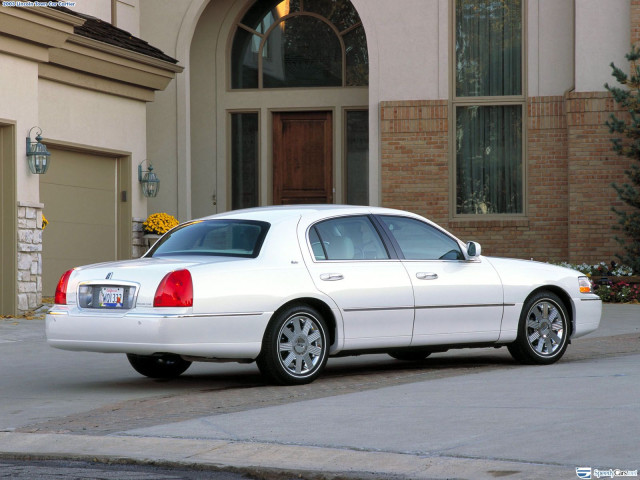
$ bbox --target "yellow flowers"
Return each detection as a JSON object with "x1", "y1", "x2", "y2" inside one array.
[
  {"x1": 143, "y1": 212, "x2": 178, "y2": 235},
  {"x1": 42, "y1": 213, "x2": 48, "y2": 230}
]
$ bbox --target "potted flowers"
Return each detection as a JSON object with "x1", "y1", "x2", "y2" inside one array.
[{"x1": 142, "y1": 212, "x2": 178, "y2": 245}]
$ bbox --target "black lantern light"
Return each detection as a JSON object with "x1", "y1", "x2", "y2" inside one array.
[
  {"x1": 26, "y1": 126, "x2": 51, "y2": 174},
  {"x1": 138, "y1": 160, "x2": 160, "y2": 198}
]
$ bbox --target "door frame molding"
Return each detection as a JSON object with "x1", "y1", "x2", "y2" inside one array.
[{"x1": 0, "y1": 122, "x2": 16, "y2": 315}]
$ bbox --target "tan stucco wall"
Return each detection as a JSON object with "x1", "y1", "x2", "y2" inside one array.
[
  {"x1": 38, "y1": 79, "x2": 148, "y2": 218},
  {"x1": 116, "y1": 0, "x2": 140, "y2": 36},
  {"x1": 575, "y1": 0, "x2": 630, "y2": 92},
  {"x1": 140, "y1": 0, "x2": 194, "y2": 221},
  {"x1": 71, "y1": 0, "x2": 111, "y2": 22},
  {"x1": 72, "y1": 0, "x2": 141, "y2": 36},
  {"x1": 528, "y1": 0, "x2": 575, "y2": 97},
  {"x1": 0, "y1": 52, "x2": 41, "y2": 204},
  {"x1": 357, "y1": 0, "x2": 448, "y2": 102}
]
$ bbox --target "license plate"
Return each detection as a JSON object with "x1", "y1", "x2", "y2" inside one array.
[{"x1": 98, "y1": 287, "x2": 125, "y2": 308}]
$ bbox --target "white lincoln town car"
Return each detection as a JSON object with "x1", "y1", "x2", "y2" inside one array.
[{"x1": 46, "y1": 205, "x2": 602, "y2": 385}]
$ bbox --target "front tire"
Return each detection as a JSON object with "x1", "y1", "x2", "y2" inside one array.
[
  {"x1": 257, "y1": 304, "x2": 329, "y2": 385},
  {"x1": 508, "y1": 291, "x2": 569, "y2": 365},
  {"x1": 126, "y1": 353, "x2": 192, "y2": 378}
]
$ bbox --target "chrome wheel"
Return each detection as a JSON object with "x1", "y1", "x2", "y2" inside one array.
[
  {"x1": 525, "y1": 299, "x2": 566, "y2": 356},
  {"x1": 277, "y1": 313, "x2": 324, "y2": 376},
  {"x1": 508, "y1": 291, "x2": 569, "y2": 365},
  {"x1": 257, "y1": 304, "x2": 329, "y2": 385}
]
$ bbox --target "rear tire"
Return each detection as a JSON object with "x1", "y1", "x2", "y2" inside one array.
[
  {"x1": 126, "y1": 353, "x2": 191, "y2": 378},
  {"x1": 257, "y1": 304, "x2": 329, "y2": 385},
  {"x1": 508, "y1": 291, "x2": 569, "y2": 365}
]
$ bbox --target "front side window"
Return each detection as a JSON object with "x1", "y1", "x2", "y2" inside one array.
[
  {"x1": 453, "y1": 0, "x2": 524, "y2": 216},
  {"x1": 231, "y1": 0, "x2": 368, "y2": 89},
  {"x1": 309, "y1": 216, "x2": 388, "y2": 260},
  {"x1": 149, "y1": 220, "x2": 270, "y2": 258},
  {"x1": 379, "y1": 216, "x2": 463, "y2": 261}
]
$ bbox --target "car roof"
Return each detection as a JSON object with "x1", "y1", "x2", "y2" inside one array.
[{"x1": 199, "y1": 205, "x2": 418, "y2": 223}]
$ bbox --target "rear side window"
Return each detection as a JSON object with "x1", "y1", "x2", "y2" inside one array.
[
  {"x1": 309, "y1": 216, "x2": 389, "y2": 261},
  {"x1": 149, "y1": 220, "x2": 270, "y2": 258},
  {"x1": 378, "y1": 215, "x2": 463, "y2": 260}
]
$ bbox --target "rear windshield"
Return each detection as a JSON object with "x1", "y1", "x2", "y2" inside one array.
[{"x1": 148, "y1": 220, "x2": 270, "y2": 258}]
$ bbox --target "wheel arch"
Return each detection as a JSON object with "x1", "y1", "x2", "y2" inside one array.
[
  {"x1": 269, "y1": 297, "x2": 338, "y2": 349},
  {"x1": 524, "y1": 285, "x2": 574, "y2": 337}
]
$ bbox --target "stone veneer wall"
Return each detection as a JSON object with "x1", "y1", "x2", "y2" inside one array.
[
  {"x1": 380, "y1": 94, "x2": 629, "y2": 264},
  {"x1": 17, "y1": 201, "x2": 43, "y2": 312},
  {"x1": 132, "y1": 218, "x2": 147, "y2": 258}
]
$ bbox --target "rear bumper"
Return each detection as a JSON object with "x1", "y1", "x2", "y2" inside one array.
[{"x1": 46, "y1": 306, "x2": 271, "y2": 359}]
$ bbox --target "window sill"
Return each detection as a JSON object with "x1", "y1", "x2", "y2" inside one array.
[{"x1": 448, "y1": 217, "x2": 529, "y2": 229}]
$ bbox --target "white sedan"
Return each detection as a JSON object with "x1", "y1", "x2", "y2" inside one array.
[{"x1": 46, "y1": 205, "x2": 602, "y2": 385}]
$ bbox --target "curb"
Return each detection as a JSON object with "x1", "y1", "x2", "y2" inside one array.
[{"x1": 0, "y1": 432, "x2": 574, "y2": 480}]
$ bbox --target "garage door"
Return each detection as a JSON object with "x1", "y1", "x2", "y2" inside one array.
[{"x1": 41, "y1": 149, "x2": 118, "y2": 296}]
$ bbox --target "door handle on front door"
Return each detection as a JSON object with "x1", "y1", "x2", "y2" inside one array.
[
  {"x1": 320, "y1": 273, "x2": 344, "y2": 281},
  {"x1": 416, "y1": 272, "x2": 438, "y2": 280}
]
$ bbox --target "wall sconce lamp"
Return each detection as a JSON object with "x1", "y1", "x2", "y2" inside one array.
[
  {"x1": 26, "y1": 127, "x2": 51, "y2": 174},
  {"x1": 138, "y1": 160, "x2": 160, "y2": 198}
]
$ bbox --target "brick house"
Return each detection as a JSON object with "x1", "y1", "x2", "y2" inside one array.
[
  {"x1": 0, "y1": 0, "x2": 636, "y2": 314},
  {"x1": 140, "y1": 0, "x2": 635, "y2": 266}
]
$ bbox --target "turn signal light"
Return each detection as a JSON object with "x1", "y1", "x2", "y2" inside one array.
[
  {"x1": 54, "y1": 269, "x2": 74, "y2": 305},
  {"x1": 578, "y1": 276, "x2": 592, "y2": 294},
  {"x1": 154, "y1": 269, "x2": 193, "y2": 307}
]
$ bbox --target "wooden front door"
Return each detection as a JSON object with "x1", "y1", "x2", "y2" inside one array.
[{"x1": 273, "y1": 111, "x2": 333, "y2": 205}]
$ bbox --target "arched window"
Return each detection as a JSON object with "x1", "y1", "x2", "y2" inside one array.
[{"x1": 231, "y1": 0, "x2": 368, "y2": 89}]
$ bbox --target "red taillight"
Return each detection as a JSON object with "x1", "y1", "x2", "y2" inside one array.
[
  {"x1": 54, "y1": 269, "x2": 74, "y2": 305},
  {"x1": 154, "y1": 269, "x2": 193, "y2": 307}
]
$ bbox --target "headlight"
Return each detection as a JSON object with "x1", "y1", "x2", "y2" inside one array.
[{"x1": 578, "y1": 276, "x2": 592, "y2": 294}]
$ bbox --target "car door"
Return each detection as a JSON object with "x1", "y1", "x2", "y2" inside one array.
[
  {"x1": 303, "y1": 215, "x2": 414, "y2": 350},
  {"x1": 376, "y1": 215, "x2": 504, "y2": 345}
]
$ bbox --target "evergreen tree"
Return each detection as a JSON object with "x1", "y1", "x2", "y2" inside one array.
[{"x1": 604, "y1": 47, "x2": 640, "y2": 274}]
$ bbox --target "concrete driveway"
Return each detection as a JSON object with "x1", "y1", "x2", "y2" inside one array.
[{"x1": 0, "y1": 304, "x2": 638, "y2": 479}]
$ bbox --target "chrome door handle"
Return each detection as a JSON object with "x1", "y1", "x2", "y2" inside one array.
[
  {"x1": 416, "y1": 272, "x2": 438, "y2": 280},
  {"x1": 320, "y1": 273, "x2": 344, "y2": 281}
]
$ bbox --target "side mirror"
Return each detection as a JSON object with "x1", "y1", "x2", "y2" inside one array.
[{"x1": 466, "y1": 241, "x2": 481, "y2": 259}]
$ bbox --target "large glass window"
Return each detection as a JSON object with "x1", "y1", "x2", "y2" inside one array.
[
  {"x1": 345, "y1": 110, "x2": 369, "y2": 205},
  {"x1": 455, "y1": 0, "x2": 522, "y2": 97},
  {"x1": 231, "y1": 113, "x2": 259, "y2": 209},
  {"x1": 456, "y1": 105, "x2": 522, "y2": 214},
  {"x1": 232, "y1": 0, "x2": 368, "y2": 89},
  {"x1": 263, "y1": 16, "x2": 342, "y2": 88},
  {"x1": 453, "y1": 0, "x2": 524, "y2": 216}
]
